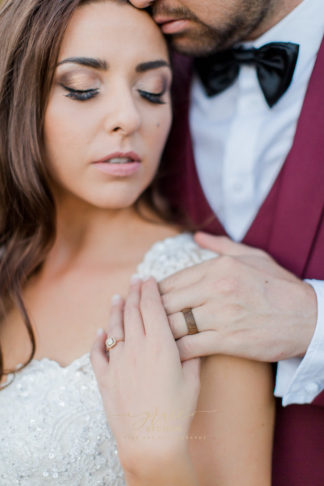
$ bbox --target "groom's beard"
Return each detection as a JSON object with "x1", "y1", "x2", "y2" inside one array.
[{"x1": 152, "y1": 1, "x2": 274, "y2": 56}]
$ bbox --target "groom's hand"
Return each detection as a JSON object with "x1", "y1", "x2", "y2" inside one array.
[{"x1": 159, "y1": 232, "x2": 317, "y2": 362}]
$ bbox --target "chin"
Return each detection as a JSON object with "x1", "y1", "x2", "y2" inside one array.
[
  {"x1": 170, "y1": 35, "x2": 219, "y2": 57},
  {"x1": 92, "y1": 194, "x2": 140, "y2": 210}
]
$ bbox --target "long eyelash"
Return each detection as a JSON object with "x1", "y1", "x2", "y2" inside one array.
[
  {"x1": 61, "y1": 84, "x2": 99, "y2": 101},
  {"x1": 138, "y1": 89, "x2": 166, "y2": 105}
]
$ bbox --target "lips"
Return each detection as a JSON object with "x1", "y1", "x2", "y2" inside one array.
[
  {"x1": 107, "y1": 157, "x2": 134, "y2": 164},
  {"x1": 153, "y1": 16, "x2": 192, "y2": 35},
  {"x1": 154, "y1": 14, "x2": 177, "y2": 23},
  {"x1": 92, "y1": 151, "x2": 142, "y2": 177},
  {"x1": 93, "y1": 151, "x2": 141, "y2": 165}
]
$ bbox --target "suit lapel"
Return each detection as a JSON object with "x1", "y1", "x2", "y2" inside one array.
[{"x1": 244, "y1": 36, "x2": 324, "y2": 277}]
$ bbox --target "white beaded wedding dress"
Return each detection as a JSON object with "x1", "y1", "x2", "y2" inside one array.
[{"x1": 0, "y1": 234, "x2": 215, "y2": 486}]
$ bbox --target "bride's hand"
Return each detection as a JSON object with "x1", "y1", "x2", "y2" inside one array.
[{"x1": 90, "y1": 278, "x2": 200, "y2": 471}]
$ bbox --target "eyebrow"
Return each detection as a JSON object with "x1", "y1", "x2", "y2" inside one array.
[
  {"x1": 136, "y1": 60, "x2": 170, "y2": 72},
  {"x1": 57, "y1": 57, "x2": 108, "y2": 70},
  {"x1": 57, "y1": 57, "x2": 170, "y2": 72}
]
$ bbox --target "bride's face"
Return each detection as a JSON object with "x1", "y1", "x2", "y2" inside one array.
[{"x1": 44, "y1": 1, "x2": 172, "y2": 210}]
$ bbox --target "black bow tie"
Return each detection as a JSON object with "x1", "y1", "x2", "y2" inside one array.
[{"x1": 194, "y1": 42, "x2": 299, "y2": 107}]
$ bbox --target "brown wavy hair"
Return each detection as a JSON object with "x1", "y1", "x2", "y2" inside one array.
[{"x1": 0, "y1": 0, "x2": 173, "y2": 383}]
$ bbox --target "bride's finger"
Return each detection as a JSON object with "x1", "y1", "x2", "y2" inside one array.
[
  {"x1": 124, "y1": 278, "x2": 145, "y2": 340},
  {"x1": 90, "y1": 328, "x2": 109, "y2": 378},
  {"x1": 140, "y1": 278, "x2": 171, "y2": 339},
  {"x1": 106, "y1": 294, "x2": 125, "y2": 358},
  {"x1": 167, "y1": 311, "x2": 188, "y2": 339}
]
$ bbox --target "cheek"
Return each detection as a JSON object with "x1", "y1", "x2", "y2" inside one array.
[
  {"x1": 44, "y1": 103, "x2": 73, "y2": 159},
  {"x1": 144, "y1": 111, "x2": 172, "y2": 187},
  {"x1": 148, "y1": 108, "x2": 172, "y2": 153},
  {"x1": 44, "y1": 99, "x2": 91, "y2": 168},
  {"x1": 188, "y1": 0, "x2": 233, "y2": 25}
]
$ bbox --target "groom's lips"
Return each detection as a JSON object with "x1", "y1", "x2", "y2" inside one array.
[{"x1": 154, "y1": 16, "x2": 192, "y2": 34}]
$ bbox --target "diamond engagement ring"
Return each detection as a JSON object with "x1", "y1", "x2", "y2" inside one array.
[{"x1": 105, "y1": 336, "x2": 120, "y2": 352}]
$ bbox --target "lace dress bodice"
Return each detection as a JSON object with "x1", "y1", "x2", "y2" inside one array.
[{"x1": 0, "y1": 234, "x2": 216, "y2": 485}]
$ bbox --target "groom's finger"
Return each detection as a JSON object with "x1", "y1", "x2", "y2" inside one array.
[
  {"x1": 194, "y1": 232, "x2": 266, "y2": 257},
  {"x1": 161, "y1": 281, "x2": 207, "y2": 315},
  {"x1": 158, "y1": 260, "x2": 208, "y2": 295},
  {"x1": 167, "y1": 306, "x2": 206, "y2": 339},
  {"x1": 176, "y1": 331, "x2": 224, "y2": 361}
]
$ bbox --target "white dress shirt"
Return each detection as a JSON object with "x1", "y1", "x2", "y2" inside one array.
[{"x1": 190, "y1": 0, "x2": 324, "y2": 405}]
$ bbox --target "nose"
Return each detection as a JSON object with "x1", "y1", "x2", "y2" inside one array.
[
  {"x1": 129, "y1": 0, "x2": 155, "y2": 8},
  {"x1": 104, "y1": 85, "x2": 141, "y2": 137}
]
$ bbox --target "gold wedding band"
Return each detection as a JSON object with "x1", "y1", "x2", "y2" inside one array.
[{"x1": 182, "y1": 308, "x2": 199, "y2": 335}]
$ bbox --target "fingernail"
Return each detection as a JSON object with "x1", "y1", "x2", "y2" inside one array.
[
  {"x1": 97, "y1": 328, "x2": 104, "y2": 336},
  {"x1": 130, "y1": 274, "x2": 141, "y2": 285},
  {"x1": 112, "y1": 294, "x2": 122, "y2": 304}
]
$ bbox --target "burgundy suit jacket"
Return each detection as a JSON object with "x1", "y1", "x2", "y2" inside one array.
[{"x1": 160, "y1": 38, "x2": 324, "y2": 485}]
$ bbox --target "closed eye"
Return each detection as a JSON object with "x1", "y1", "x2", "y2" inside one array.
[
  {"x1": 138, "y1": 89, "x2": 166, "y2": 105},
  {"x1": 60, "y1": 84, "x2": 99, "y2": 101}
]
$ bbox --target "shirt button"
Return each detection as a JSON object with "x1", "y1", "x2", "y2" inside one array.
[{"x1": 232, "y1": 182, "x2": 243, "y2": 192}]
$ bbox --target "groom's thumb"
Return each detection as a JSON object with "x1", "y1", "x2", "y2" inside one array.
[
  {"x1": 194, "y1": 232, "x2": 231, "y2": 254},
  {"x1": 194, "y1": 232, "x2": 254, "y2": 256}
]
